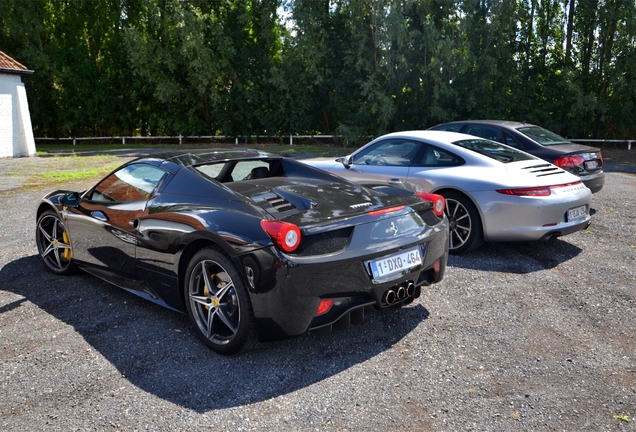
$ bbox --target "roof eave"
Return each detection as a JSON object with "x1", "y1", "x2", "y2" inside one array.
[{"x1": 0, "y1": 68, "x2": 34, "y2": 76}]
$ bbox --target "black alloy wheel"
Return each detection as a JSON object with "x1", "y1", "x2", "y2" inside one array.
[
  {"x1": 36, "y1": 209, "x2": 77, "y2": 275},
  {"x1": 442, "y1": 191, "x2": 484, "y2": 254},
  {"x1": 184, "y1": 247, "x2": 257, "y2": 355}
]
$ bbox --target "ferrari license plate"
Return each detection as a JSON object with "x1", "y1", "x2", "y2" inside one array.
[
  {"x1": 369, "y1": 247, "x2": 422, "y2": 280},
  {"x1": 567, "y1": 205, "x2": 587, "y2": 221}
]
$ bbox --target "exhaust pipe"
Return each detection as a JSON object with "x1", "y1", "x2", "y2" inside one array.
[
  {"x1": 384, "y1": 289, "x2": 396, "y2": 305},
  {"x1": 383, "y1": 282, "x2": 417, "y2": 305}
]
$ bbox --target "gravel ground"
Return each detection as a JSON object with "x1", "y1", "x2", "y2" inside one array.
[{"x1": 0, "y1": 148, "x2": 635, "y2": 431}]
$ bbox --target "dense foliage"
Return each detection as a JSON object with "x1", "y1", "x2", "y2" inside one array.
[{"x1": 1, "y1": 0, "x2": 634, "y2": 142}]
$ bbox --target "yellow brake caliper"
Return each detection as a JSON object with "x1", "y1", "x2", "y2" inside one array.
[
  {"x1": 204, "y1": 274, "x2": 221, "y2": 310},
  {"x1": 62, "y1": 231, "x2": 72, "y2": 260}
]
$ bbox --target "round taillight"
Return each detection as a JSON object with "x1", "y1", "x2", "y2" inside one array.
[
  {"x1": 416, "y1": 192, "x2": 445, "y2": 217},
  {"x1": 261, "y1": 220, "x2": 302, "y2": 253}
]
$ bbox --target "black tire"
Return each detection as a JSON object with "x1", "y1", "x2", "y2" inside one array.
[
  {"x1": 35, "y1": 209, "x2": 77, "y2": 275},
  {"x1": 184, "y1": 247, "x2": 258, "y2": 355},
  {"x1": 442, "y1": 191, "x2": 484, "y2": 254}
]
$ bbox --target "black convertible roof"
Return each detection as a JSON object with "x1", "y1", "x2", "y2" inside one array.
[{"x1": 134, "y1": 148, "x2": 279, "y2": 169}]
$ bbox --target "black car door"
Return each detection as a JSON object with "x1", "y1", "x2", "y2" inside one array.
[{"x1": 64, "y1": 163, "x2": 168, "y2": 285}]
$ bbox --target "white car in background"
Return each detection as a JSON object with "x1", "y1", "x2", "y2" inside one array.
[{"x1": 302, "y1": 131, "x2": 592, "y2": 254}]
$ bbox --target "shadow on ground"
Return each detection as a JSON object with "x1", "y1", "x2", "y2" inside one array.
[
  {"x1": 448, "y1": 237, "x2": 583, "y2": 273},
  {"x1": 1, "y1": 255, "x2": 428, "y2": 412}
]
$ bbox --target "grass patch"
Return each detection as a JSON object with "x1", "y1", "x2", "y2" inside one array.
[{"x1": 37, "y1": 163, "x2": 121, "y2": 183}]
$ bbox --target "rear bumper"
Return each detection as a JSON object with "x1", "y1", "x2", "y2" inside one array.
[
  {"x1": 581, "y1": 172, "x2": 605, "y2": 194},
  {"x1": 476, "y1": 185, "x2": 592, "y2": 242},
  {"x1": 240, "y1": 222, "x2": 449, "y2": 342}
]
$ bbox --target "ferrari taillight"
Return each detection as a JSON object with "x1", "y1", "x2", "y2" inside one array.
[
  {"x1": 316, "y1": 299, "x2": 334, "y2": 315},
  {"x1": 416, "y1": 192, "x2": 445, "y2": 216},
  {"x1": 261, "y1": 220, "x2": 301, "y2": 253},
  {"x1": 553, "y1": 155, "x2": 585, "y2": 169}
]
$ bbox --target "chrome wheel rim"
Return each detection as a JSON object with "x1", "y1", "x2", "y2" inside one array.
[
  {"x1": 445, "y1": 198, "x2": 471, "y2": 251},
  {"x1": 37, "y1": 214, "x2": 73, "y2": 271},
  {"x1": 187, "y1": 260, "x2": 240, "y2": 346}
]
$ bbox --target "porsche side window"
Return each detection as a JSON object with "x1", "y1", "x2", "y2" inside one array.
[
  {"x1": 91, "y1": 164, "x2": 167, "y2": 202},
  {"x1": 419, "y1": 147, "x2": 462, "y2": 166},
  {"x1": 353, "y1": 140, "x2": 421, "y2": 166}
]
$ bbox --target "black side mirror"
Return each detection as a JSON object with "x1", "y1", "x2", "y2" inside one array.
[{"x1": 60, "y1": 192, "x2": 80, "y2": 207}]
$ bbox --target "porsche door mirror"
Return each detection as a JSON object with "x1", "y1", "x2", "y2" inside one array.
[{"x1": 342, "y1": 155, "x2": 354, "y2": 169}]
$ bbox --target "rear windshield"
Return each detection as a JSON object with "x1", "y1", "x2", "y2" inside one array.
[
  {"x1": 453, "y1": 139, "x2": 535, "y2": 163},
  {"x1": 517, "y1": 126, "x2": 570, "y2": 146}
]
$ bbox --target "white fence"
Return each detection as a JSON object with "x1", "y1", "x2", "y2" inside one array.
[
  {"x1": 34, "y1": 134, "x2": 335, "y2": 146},
  {"x1": 570, "y1": 139, "x2": 633, "y2": 150},
  {"x1": 34, "y1": 135, "x2": 633, "y2": 149}
]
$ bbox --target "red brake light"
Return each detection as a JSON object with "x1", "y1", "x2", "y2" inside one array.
[
  {"x1": 368, "y1": 205, "x2": 406, "y2": 216},
  {"x1": 496, "y1": 186, "x2": 551, "y2": 196},
  {"x1": 261, "y1": 220, "x2": 301, "y2": 252},
  {"x1": 553, "y1": 155, "x2": 585, "y2": 168},
  {"x1": 316, "y1": 299, "x2": 334, "y2": 315},
  {"x1": 497, "y1": 181, "x2": 583, "y2": 197},
  {"x1": 416, "y1": 192, "x2": 445, "y2": 216}
]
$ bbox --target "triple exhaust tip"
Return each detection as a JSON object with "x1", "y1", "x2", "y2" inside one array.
[{"x1": 383, "y1": 282, "x2": 415, "y2": 305}]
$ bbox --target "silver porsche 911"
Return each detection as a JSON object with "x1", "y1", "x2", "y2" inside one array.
[{"x1": 302, "y1": 131, "x2": 592, "y2": 254}]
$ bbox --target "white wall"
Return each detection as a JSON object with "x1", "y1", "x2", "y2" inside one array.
[{"x1": 0, "y1": 73, "x2": 36, "y2": 158}]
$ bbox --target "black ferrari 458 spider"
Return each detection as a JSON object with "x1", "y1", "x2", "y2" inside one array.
[{"x1": 36, "y1": 148, "x2": 449, "y2": 354}]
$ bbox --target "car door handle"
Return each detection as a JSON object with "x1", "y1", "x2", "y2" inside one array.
[
  {"x1": 387, "y1": 178, "x2": 403, "y2": 186},
  {"x1": 91, "y1": 211, "x2": 108, "y2": 222}
]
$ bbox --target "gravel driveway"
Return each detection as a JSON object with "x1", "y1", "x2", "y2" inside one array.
[{"x1": 1, "y1": 149, "x2": 635, "y2": 430}]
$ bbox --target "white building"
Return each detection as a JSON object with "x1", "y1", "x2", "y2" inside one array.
[{"x1": 0, "y1": 50, "x2": 35, "y2": 158}]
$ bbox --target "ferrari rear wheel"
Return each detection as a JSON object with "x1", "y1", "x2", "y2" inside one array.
[
  {"x1": 36, "y1": 209, "x2": 77, "y2": 275},
  {"x1": 442, "y1": 191, "x2": 484, "y2": 254},
  {"x1": 184, "y1": 247, "x2": 257, "y2": 355}
]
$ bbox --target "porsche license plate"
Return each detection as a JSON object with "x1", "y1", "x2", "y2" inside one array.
[
  {"x1": 567, "y1": 205, "x2": 587, "y2": 221},
  {"x1": 369, "y1": 247, "x2": 422, "y2": 280}
]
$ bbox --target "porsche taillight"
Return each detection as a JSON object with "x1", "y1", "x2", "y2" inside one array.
[
  {"x1": 554, "y1": 155, "x2": 585, "y2": 169},
  {"x1": 497, "y1": 181, "x2": 583, "y2": 196},
  {"x1": 416, "y1": 192, "x2": 445, "y2": 216},
  {"x1": 261, "y1": 220, "x2": 301, "y2": 253},
  {"x1": 496, "y1": 186, "x2": 551, "y2": 196}
]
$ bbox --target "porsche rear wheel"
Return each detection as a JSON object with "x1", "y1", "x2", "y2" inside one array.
[
  {"x1": 442, "y1": 191, "x2": 484, "y2": 254},
  {"x1": 36, "y1": 209, "x2": 77, "y2": 275},
  {"x1": 184, "y1": 247, "x2": 257, "y2": 355}
]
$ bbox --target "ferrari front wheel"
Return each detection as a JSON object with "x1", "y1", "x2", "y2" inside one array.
[
  {"x1": 442, "y1": 191, "x2": 484, "y2": 254},
  {"x1": 36, "y1": 209, "x2": 77, "y2": 275},
  {"x1": 184, "y1": 247, "x2": 257, "y2": 355}
]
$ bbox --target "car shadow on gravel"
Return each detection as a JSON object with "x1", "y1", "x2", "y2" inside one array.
[
  {"x1": 2, "y1": 255, "x2": 429, "y2": 413},
  {"x1": 448, "y1": 238, "x2": 583, "y2": 273}
]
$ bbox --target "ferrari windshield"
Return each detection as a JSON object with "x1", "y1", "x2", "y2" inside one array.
[
  {"x1": 453, "y1": 139, "x2": 534, "y2": 163},
  {"x1": 517, "y1": 126, "x2": 571, "y2": 146}
]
